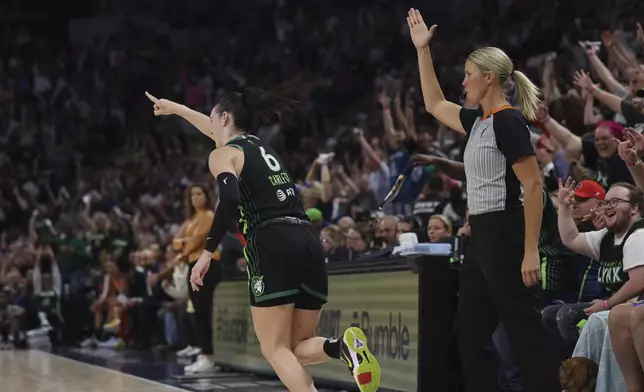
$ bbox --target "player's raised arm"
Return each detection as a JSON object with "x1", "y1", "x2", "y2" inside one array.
[
  {"x1": 145, "y1": 92, "x2": 213, "y2": 141},
  {"x1": 407, "y1": 9, "x2": 465, "y2": 134}
]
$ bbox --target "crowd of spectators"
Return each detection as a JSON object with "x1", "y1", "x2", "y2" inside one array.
[{"x1": 3, "y1": 0, "x2": 644, "y2": 389}]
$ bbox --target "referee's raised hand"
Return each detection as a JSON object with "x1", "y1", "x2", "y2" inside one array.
[{"x1": 406, "y1": 9, "x2": 437, "y2": 49}]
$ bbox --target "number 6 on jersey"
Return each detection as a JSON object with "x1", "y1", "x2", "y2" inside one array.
[{"x1": 260, "y1": 146, "x2": 281, "y2": 172}]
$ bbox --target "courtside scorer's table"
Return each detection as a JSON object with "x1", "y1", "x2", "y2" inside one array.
[{"x1": 396, "y1": 243, "x2": 459, "y2": 392}]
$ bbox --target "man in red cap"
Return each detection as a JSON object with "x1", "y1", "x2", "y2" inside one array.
[
  {"x1": 572, "y1": 180, "x2": 606, "y2": 231},
  {"x1": 542, "y1": 179, "x2": 606, "y2": 360},
  {"x1": 574, "y1": 179, "x2": 606, "y2": 198},
  {"x1": 550, "y1": 179, "x2": 644, "y2": 359}
]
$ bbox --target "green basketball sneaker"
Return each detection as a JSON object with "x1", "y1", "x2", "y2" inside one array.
[{"x1": 340, "y1": 327, "x2": 381, "y2": 392}]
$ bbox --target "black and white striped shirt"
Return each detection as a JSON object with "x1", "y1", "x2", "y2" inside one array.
[{"x1": 460, "y1": 106, "x2": 535, "y2": 216}]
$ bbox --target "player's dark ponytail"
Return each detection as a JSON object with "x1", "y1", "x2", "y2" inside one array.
[
  {"x1": 245, "y1": 78, "x2": 302, "y2": 123},
  {"x1": 216, "y1": 78, "x2": 303, "y2": 133}
]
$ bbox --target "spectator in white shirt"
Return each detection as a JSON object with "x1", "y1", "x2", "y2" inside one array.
[{"x1": 557, "y1": 180, "x2": 644, "y2": 356}]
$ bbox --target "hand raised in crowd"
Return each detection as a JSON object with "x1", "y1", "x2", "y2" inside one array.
[
  {"x1": 616, "y1": 129, "x2": 641, "y2": 165},
  {"x1": 536, "y1": 135, "x2": 555, "y2": 166},
  {"x1": 406, "y1": 9, "x2": 437, "y2": 49},
  {"x1": 377, "y1": 91, "x2": 391, "y2": 108},
  {"x1": 625, "y1": 128, "x2": 644, "y2": 154},
  {"x1": 591, "y1": 208, "x2": 607, "y2": 230},
  {"x1": 410, "y1": 154, "x2": 436, "y2": 166},
  {"x1": 394, "y1": 91, "x2": 402, "y2": 108},
  {"x1": 405, "y1": 87, "x2": 415, "y2": 107},
  {"x1": 630, "y1": 128, "x2": 644, "y2": 151},
  {"x1": 557, "y1": 177, "x2": 576, "y2": 208},
  {"x1": 601, "y1": 30, "x2": 614, "y2": 48},
  {"x1": 535, "y1": 147, "x2": 553, "y2": 166},
  {"x1": 145, "y1": 92, "x2": 179, "y2": 116},
  {"x1": 572, "y1": 70, "x2": 595, "y2": 93},
  {"x1": 637, "y1": 22, "x2": 644, "y2": 45},
  {"x1": 633, "y1": 98, "x2": 644, "y2": 116},
  {"x1": 535, "y1": 104, "x2": 549, "y2": 122},
  {"x1": 578, "y1": 41, "x2": 599, "y2": 57}
]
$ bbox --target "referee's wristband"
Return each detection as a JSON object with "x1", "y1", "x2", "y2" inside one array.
[{"x1": 627, "y1": 160, "x2": 642, "y2": 167}]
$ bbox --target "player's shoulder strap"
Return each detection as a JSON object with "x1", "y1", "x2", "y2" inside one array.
[{"x1": 225, "y1": 134, "x2": 260, "y2": 152}]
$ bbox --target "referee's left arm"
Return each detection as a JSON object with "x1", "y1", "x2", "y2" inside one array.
[
  {"x1": 495, "y1": 114, "x2": 543, "y2": 257},
  {"x1": 514, "y1": 158, "x2": 543, "y2": 256}
]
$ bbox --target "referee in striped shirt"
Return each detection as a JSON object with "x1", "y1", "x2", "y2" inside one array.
[{"x1": 407, "y1": 9, "x2": 559, "y2": 392}]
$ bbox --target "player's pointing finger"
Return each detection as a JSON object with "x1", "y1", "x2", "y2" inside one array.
[{"x1": 145, "y1": 91, "x2": 159, "y2": 103}]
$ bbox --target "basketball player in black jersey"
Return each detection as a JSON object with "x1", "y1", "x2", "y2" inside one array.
[{"x1": 146, "y1": 88, "x2": 381, "y2": 392}]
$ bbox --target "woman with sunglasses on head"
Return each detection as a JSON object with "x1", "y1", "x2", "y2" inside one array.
[
  {"x1": 407, "y1": 8, "x2": 559, "y2": 391},
  {"x1": 146, "y1": 85, "x2": 380, "y2": 392}
]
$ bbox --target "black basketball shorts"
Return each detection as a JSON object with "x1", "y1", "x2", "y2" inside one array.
[{"x1": 244, "y1": 223, "x2": 328, "y2": 310}]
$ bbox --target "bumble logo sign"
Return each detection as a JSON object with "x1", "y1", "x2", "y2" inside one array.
[{"x1": 213, "y1": 270, "x2": 418, "y2": 391}]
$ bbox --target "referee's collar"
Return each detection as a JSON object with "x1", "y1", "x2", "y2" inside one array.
[{"x1": 481, "y1": 104, "x2": 513, "y2": 120}]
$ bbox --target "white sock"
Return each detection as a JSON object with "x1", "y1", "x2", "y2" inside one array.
[{"x1": 38, "y1": 312, "x2": 50, "y2": 327}]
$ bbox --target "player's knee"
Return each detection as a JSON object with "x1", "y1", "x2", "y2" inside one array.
[
  {"x1": 291, "y1": 343, "x2": 317, "y2": 366},
  {"x1": 259, "y1": 340, "x2": 277, "y2": 359},
  {"x1": 290, "y1": 340, "x2": 309, "y2": 362},
  {"x1": 259, "y1": 341, "x2": 291, "y2": 363}
]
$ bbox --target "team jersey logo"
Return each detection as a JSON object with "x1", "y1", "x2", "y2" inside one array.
[{"x1": 251, "y1": 276, "x2": 265, "y2": 297}]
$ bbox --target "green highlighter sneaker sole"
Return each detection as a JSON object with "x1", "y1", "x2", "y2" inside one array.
[{"x1": 341, "y1": 327, "x2": 381, "y2": 392}]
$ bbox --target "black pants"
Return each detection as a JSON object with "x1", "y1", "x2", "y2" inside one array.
[
  {"x1": 0, "y1": 318, "x2": 10, "y2": 342},
  {"x1": 126, "y1": 302, "x2": 158, "y2": 349},
  {"x1": 458, "y1": 209, "x2": 560, "y2": 392},
  {"x1": 187, "y1": 261, "x2": 222, "y2": 356}
]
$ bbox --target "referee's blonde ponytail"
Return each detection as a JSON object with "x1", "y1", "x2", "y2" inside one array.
[
  {"x1": 511, "y1": 70, "x2": 540, "y2": 121},
  {"x1": 467, "y1": 47, "x2": 541, "y2": 121}
]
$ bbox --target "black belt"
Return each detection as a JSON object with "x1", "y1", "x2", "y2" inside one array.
[{"x1": 252, "y1": 216, "x2": 311, "y2": 233}]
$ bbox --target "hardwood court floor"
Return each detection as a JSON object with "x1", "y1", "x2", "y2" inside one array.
[
  {"x1": 0, "y1": 349, "x2": 346, "y2": 392},
  {"x1": 1, "y1": 350, "x2": 186, "y2": 392}
]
